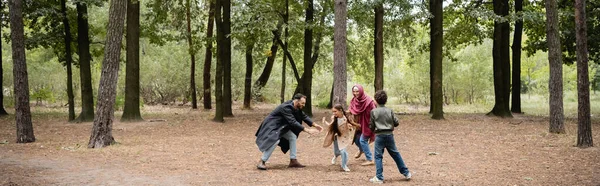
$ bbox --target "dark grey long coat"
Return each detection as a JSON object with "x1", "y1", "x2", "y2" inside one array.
[{"x1": 255, "y1": 100, "x2": 314, "y2": 153}]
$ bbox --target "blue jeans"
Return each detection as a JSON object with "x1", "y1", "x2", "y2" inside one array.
[
  {"x1": 333, "y1": 136, "x2": 349, "y2": 169},
  {"x1": 359, "y1": 134, "x2": 373, "y2": 161},
  {"x1": 374, "y1": 134, "x2": 409, "y2": 180},
  {"x1": 261, "y1": 130, "x2": 297, "y2": 161}
]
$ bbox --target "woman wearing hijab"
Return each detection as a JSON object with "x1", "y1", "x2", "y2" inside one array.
[{"x1": 349, "y1": 84, "x2": 377, "y2": 166}]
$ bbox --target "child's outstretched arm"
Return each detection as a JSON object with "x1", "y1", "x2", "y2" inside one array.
[{"x1": 322, "y1": 116, "x2": 333, "y2": 126}]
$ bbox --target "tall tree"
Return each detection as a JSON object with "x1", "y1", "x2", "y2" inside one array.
[
  {"x1": 186, "y1": 0, "x2": 198, "y2": 109},
  {"x1": 333, "y1": 0, "x2": 348, "y2": 107},
  {"x1": 511, "y1": 0, "x2": 524, "y2": 114},
  {"x1": 0, "y1": 28, "x2": 8, "y2": 116},
  {"x1": 60, "y1": 0, "x2": 75, "y2": 121},
  {"x1": 88, "y1": 0, "x2": 127, "y2": 148},
  {"x1": 254, "y1": 30, "x2": 280, "y2": 92},
  {"x1": 222, "y1": 0, "x2": 233, "y2": 117},
  {"x1": 301, "y1": 0, "x2": 314, "y2": 115},
  {"x1": 575, "y1": 0, "x2": 593, "y2": 147},
  {"x1": 9, "y1": 0, "x2": 35, "y2": 143},
  {"x1": 373, "y1": 2, "x2": 383, "y2": 92},
  {"x1": 122, "y1": 0, "x2": 143, "y2": 122},
  {"x1": 430, "y1": 0, "x2": 444, "y2": 120},
  {"x1": 545, "y1": 0, "x2": 564, "y2": 133},
  {"x1": 75, "y1": 2, "x2": 95, "y2": 122},
  {"x1": 280, "y1": 0, "x2": 289, "y2": 103},
  {"x1": 203, "y1": 1, "x2": 215, "y2": 110},
  {"x1": 488, "y1": 0, "x2": 512, "y2": 118},
  {"x1": 213, "y1": 0, "x2": 225, "y2": 122},
  {"x1": 243, "y1": 43, "x2": 254, "y2": 109}
]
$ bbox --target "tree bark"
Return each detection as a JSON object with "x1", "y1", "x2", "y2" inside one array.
[
  {"x1": 301, "y1": 0, "x2": 314, "y2": 116},
  {"x1": 243, "y1": 44, "x2": 254, "y2": 109},
  {"x1": 9, "y1": 0, "x2": 35, "y2": 143},
  {"x1": 254, "y1": 29, "x2": 280, "y2": 90},
  {"x1": 0, "y1": 36, "x2": 7, "y2": 116},
  {"x1": 430, "y1": 0, "x2": 444, "y2": 120},
  {"x1": 60, "y1": 0, "x2": 75, "y2": 121},
  {"x1": 488, "y1": 0, "x2": 512, "y2": 118},
  {"x1": 75, "y1": 2, "x2": 94, "y2": 122},
  {"x1": 88, "y1": 0, "x2": 126, "y2": 148},
  {"x1": 185, "y1": 0, "x2": 198, "y2": 109},
  {"x1": 374, "y1": 3, "x2": 384, "y2": 92},
  {"x1": 333, "y1": 0, "x2": 348, "y2": 107},
  {"x1": 213, "y1": 0, "x2": 224, "y2": 122},
  {"x1": 203, "y1": 1, "x2": 215, "y2": 110},
  {"x1": 575, "y1": 0, "x2": 593, "y2": 147},
  {"x1": 511, "y1": 0, "x2": 523, "y2": 114},
  {"x1": 280, "y1": 0, "x2": 289, "y2": 103},
  {"x1": 545, "y1": 0, "x2": 564, "y2": 133},
  {"x1": 122, "y1": 0, "x2": 143, "y2": 122},
  {"x1": 222, "y1": 0, "x2": 233, "y2": 117}
]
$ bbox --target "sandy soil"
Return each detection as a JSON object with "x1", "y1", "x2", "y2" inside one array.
[{"x1": 1, "y1": 104, "x2": 599, "y2": 185}]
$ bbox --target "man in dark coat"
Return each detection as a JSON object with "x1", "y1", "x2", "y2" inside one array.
[{"x1": 255, "y1": 93, "x2": 322, "y2": 170}]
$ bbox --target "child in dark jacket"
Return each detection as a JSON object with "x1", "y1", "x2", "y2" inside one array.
[{"x1": 368, "y1": 90, "x2": 411, "y2": 184}]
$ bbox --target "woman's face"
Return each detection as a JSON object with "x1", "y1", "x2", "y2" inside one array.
[
  {"x1": 352, "y1": 86, "x2": 360, "y2": 98},
  {"x1": 332, "y1": 108, "x2": 343, "y2": 118}
]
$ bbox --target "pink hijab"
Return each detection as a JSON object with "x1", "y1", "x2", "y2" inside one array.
[{"x1": 349, "y1": 84, "x2": 376, "y2": 140}]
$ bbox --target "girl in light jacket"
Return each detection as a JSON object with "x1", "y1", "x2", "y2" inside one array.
[{"x1": 322, "y1": 104, "x2": 360, "y2": 172}]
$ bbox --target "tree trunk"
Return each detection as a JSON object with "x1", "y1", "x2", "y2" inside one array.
[
  {"x1": 254, "y1": 36, "x2": 279, "y2": 90},
  {"x1": 223, "y1": 0, "x2": 233, "y2": 117},
  {"x1": 327, "y1": 82, "x2": 334, "y2": 109},
  {"x1": 488, "y1": 0, "x2": 512, "y2": 118},
  {"x1": 430, "y1": 0, "x2": 444, "y2": 120},
  {"x1": 185, "y1": 0, "x2": 198, "y2": 109},
  {"x1": 122, "y1": 0, "x2": 143, "y2": 122},
  {"x1": 213, "y1": 0, "x2": 224, "y2": 122},
  {"x1": 301, "y1": 0, "x2": 314, "y2": 116},
  {"x1": 75, "y1": 2, "x2": 94, "y2": 122},
  {"x1": 575, "y1": 0, "x2": 593, "y2": 147},
  {"x1": 545, "y1": 0, "x2": 564, "y2": 133},
  {"x1": 60, "y1": 0, "x2": 75, "y2": 121},
  {"x1": 0, "y1": 36, "x2": 7, "y2": 116},
  {"x1": 374, "y1": 3, "x2": 384, "y2": 92},
  {"x1": 203, "y1": 1, "x2": 215, "y2": 110},
  {"x1": 280, "y1": 0, "x2": 289, "y2": 103},
  {"x1": 243, "y1": 44, "x2": 254, "y2": 109},
  {"x1": 9, "y1": 0, "x2": 35, "y2": 143},
  {"x1": 88, "y1": 0, "x2": 126, "y2": 148},
  {"x1": 333, "y1": 0, "x2": 348, "y2": 107},
  {"x1": 511, "y1": 0, "x2": 523, "y2": 114}
]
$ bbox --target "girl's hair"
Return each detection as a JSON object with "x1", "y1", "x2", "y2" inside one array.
[{"x1": 329, "y1": 104, "x2": 346, "y2": 136}]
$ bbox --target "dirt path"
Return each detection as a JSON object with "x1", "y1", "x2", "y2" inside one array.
[{"x1": 1, "y1": 105, "x2": 599, "y2": 185}]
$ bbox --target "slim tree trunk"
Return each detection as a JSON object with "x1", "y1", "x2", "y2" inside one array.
[
  {"x1": 575, "y1": 0, "x2": 593, "y2": 147},
  {"x1": 75, "y1": 2, "x2": 94, "y2": 122},
  {"x1": 545, "y1": 0, "x2": 564, "y2": 133},
  {"x1": 0, "y1": 37, "x2": 7, "y2": 116},
  {"x1": 203, "y1": 1, "x2": 215, "y2": 110},
  {"x1": 213, "y1": 0, "x2": 224, "y2": 122},
  {"x1": 488, "y1": 0, "x2": 513, "y2": 118},
  {"x1": 333, "y1": 0, "x2": 348, "y2": 107},
  {"x1": 243, "y1": 44, "x2": 254, "y2": 109},
  {"x1": 302, "y1": 0, "x2": 314, "y2": 116},
  {"x1": 254, "y1": 37, "x2": 279, "y2": 90},
  {"x1": 374, "y1": 3, "x2": 384, "y2": 92},
  {"x1": 88, "y1": 0, "x2": 126, "y2": 148},
  {"x1": 223, "y1": 0, "x2": 233, "y2": 117},
  {"x1": 511, "y1": 0, "x2": 523, "y2": 114},
  {"x1": 122, "y1": 0, "x2": 143, "y2": 122},
  {"x1": 280, "y1": 0, "x2": 289, "y2": 103},
  {"x1": 9, "y1": 0, "x2": 35, "y2": 143},
  {"x1": 430, "y1": 0, "x2": 444, "y2": 120},
  {"x1": 186, "y1": 0, "x2": 198, "y2": 109},
  {"x1": 60, "y1": 0, "x2": 75, "y2": 121}
]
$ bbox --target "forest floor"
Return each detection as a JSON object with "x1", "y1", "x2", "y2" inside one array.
[{"x1": 1, "y1": 104, "x2": 599, "y2": 186}]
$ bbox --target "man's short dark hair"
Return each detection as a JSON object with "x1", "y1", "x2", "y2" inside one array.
[
  {"x1": 374, "y1": 90, "x2": 387, "y2": 105},
  {"x1": 293, "y1": 93, "x2": 306, "y2": 100}
]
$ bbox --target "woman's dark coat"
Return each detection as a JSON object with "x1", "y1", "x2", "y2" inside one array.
[{"x1": 255, "y1": 100, "x2": 314, "y2": 154}]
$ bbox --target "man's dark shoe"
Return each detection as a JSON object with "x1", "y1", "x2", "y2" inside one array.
[
  {"x1": 288, "y1": 159, "x2": 306, "y2": 168},
  {"x1": 257, "y1": 160, "x2": 267, "y2": 170}
]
